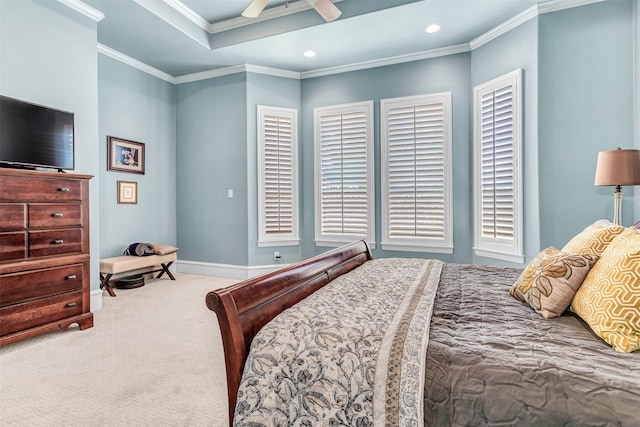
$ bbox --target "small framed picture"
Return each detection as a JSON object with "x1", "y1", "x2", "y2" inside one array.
[
  {"x1": 108, "y1": 136, "x2": 145, "y2": 174},
  {"x1": 117, "y1": 181, "x2": 138, "y2": 204}
]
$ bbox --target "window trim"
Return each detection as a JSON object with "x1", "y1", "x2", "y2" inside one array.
[
  {"x1": 313, "y1": 101, "x2": 375, "y2": 248},
  {"x1": 380, "y1": 92, "x2": 453, "y2": 254},
  {"x1": 472, "y1": 69, "x2": 524, "y2": 263},
  {"x1": 257, "y1": 105, "x2": 299, "y2": 247}
]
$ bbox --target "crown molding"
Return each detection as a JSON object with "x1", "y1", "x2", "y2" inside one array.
[
  {"x1": 57, "y1": 0, "x2": 104, "y2": 22},
  {"x1": 163, "y1": 0, "x2": 210, "y2": 32},
  {"x1": 245, "y1": 64, "x2": 301, "y2": 80},
  {"x1": 537, "y1": 0, "x2": 604, "y2": 14},
  {"x1": 172, "y1": 65, "x2": 247, "y2": 84},
  {"x1": 470, "y1": 4, "x2": 538, "y2": 50},
  {"x1": 470, "y1": 0, "x2": 605, "y2": 50},
  {"x1": 300, "y1": 44, "x2": 470, "y2": 79},
  {"x1": 97, "y1": 44, "x2": 175, "y2": 83}
]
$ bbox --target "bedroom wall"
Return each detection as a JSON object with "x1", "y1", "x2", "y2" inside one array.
[
  {"x1": 470, "y1": 18, "x2": 539, "y2": 266},
  {"x1": 0, "y1": 0, "x2": 102, "y2": 308},
  {"x1": 245, "y1": 72, "x2": 302, "y2": 266},
  {"x1": 300, "y1": 53, "x2": 472, "y2": 263},
  {"x1": 98, "y1": 55, "x2": 177, "y2": 257},
  {"x1": 634, "y1": 0, "x2": 640, "y2": 220},
  {"x1": 538, "y1": 0, "x2": 635, "y2": 247},
  {"x1": 175, "y1": 73, "x2": 249, "y2": 266}
]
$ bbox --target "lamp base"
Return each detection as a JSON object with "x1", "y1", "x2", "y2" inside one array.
[{"x1": 613, "y1": 186, "x2": 622, "y2": 225}]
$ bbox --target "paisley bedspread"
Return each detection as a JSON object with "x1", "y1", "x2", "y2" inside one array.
[{"x1": 233, "y1": 258, "x2": 443, "y2": 426}]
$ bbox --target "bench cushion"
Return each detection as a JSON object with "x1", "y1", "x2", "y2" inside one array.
[{"x1": 100, "y1": 252, "x2": 177, "y2": 275}]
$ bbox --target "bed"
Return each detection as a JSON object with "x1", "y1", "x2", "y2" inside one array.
[{"x1": 207, "y1": 230, "x2": 640, "y2": 426}]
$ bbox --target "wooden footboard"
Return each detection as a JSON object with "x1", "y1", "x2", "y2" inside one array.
[{"x1": 205, "y1": 240, "x2": 373, "y2": 424}]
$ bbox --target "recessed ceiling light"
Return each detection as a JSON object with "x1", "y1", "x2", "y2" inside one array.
[
  {"x1": 303, "y1": 50, "x2": 317, "y2": 58},
  {"x1": 425, "y1": 24, "x2": 441, "y2": 34}
]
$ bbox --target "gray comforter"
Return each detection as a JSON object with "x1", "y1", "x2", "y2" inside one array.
[
  {"x1": 425, "y1": 264, "x2": 640, "y2": 426},
  {"x1": 233, "y1": 260, "x2": 640, "y2": 426}
]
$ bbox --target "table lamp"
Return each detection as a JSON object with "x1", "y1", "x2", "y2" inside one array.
[{"x1": 594, "y1": 148, "x2": 640, "y2": 225}]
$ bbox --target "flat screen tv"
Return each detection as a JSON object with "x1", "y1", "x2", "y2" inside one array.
[{"x1": 0, "y1": 95, "x2": 74, "y2": 171}]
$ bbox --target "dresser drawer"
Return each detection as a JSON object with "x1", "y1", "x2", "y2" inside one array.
[
  {"x1": 0, "y1": 291, "x2": 83, "y2": 336},
  {"x1": 28, "y1": 203, "x2": 82, "y2": 228},
  {"x1": 0, "y1": 203, "x2": 26, "y2": 230},
  {"x1": 0, "y1": 264, "x2": 83, "y2": 306},
  {"x1": 0, "y1": 232, "x2": 27, "y2": 262},
  {"x1": 0, "y1": 175, "x2": 82, "y2": 202},
  {"x1": 29, "y1": 229, "x2": 82, "y2": 257}
]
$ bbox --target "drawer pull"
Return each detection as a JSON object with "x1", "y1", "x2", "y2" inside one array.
[
  {"x1": 53, "y1": 212, "x2": 64, "y2": 218},
  {"x1": 66, "y1": 275, "x2": 77, "y2": 280},
  {"x1": 66, "y1": 302, "x2": 77, "y2": 308},
  {"x1": 58, "y1": 187, "x2": 70, "y2": 193},
  {"x1": 52, "y1": 239, "x2": 64, "y2": 244}
]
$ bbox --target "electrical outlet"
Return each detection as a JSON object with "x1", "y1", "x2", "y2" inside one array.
[{"x1": 273, "y1": 251, "x2": 281, "y2": 261}]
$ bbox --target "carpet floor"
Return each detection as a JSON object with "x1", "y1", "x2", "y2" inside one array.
[{"x1": 0, "y1": 273, "x2": 237, "y2": 427}]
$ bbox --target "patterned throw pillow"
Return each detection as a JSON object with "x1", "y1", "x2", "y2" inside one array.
[
  {"x1": 572, "y1": 227, "x2": 640, "y2": 352},
  {"x1": 561, "y1": 220, "x2": 625, "y2": 256},
  {"x1": 510, "y1": 247, "x2": 599, "y2": 318}
]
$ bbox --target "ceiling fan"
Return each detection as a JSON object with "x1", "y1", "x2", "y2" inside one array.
[{"x1": 242, "y1": 0, "x2": 342, "y2": 23}]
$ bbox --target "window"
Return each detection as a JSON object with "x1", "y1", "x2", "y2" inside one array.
[
  {"x1": 314, "y1": 101, "x2": 375, "y2": 247},
  {"x1": 473, "y1": 69, "x2": 523, "y2": 263},
  {"x1": 257, "y1": 105, "x2": 299, "y2": 247},
  {"x1": 381, "y1": 93, "x2": 453, "y2": 253}
]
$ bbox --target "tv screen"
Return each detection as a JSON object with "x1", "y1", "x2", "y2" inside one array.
[{"x1": 0, "y1": 95, "x2": 74, "y2": 170}]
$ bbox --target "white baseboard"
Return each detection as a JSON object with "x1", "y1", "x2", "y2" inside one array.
[
  {"x1": 175, "y1": 259, "x2": 286, "y2": 280},
  {"x1": 91, "y1": 288, "x2": 103, "y2": 311}
]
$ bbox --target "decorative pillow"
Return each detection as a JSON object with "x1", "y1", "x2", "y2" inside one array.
[
  {"x1": 571, "y1": 227, "x2": 640, "y2": 352},
  {"x1": 152, "y1": 243, "x2": 179, "y2": 255},
  {"x1": 510, "y1": 247, "x2": 599, "y2": 319},
  {"x1": 123, "y1": 242, "x2": 154, "y2": 256},
  {"x1": 561, "y1": 220, "x2": 625, "y2": 256}
]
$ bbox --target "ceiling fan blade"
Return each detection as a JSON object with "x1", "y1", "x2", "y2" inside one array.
[
  {"x1": 241, "y1": 0, "x2": 269, "y2": 18},
  {"x1": 307, "y1": 0, "x2": 342, "y2": 22}
]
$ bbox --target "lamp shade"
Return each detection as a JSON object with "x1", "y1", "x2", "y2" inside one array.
[{"x1": 594, "y1": 148, "x2": 640, "y2": 186}]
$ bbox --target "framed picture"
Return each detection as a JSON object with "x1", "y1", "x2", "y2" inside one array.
[
  {"x1": 117, "y1": 181, "x2": 138, "y2": 204},
  {"x1": 108, "y1": 136, "x2": 145, "y2": 174}
]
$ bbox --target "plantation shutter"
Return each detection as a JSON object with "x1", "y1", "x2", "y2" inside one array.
[
  {"x1": 381, "y1": 93, "x2": 452, "y2": 253},
  {"x1": 258, "y1": 106, "x2": 298, "y2": 246},
  {"x1": 314, "y1": 102, "x2": 374, "y2": 246},
  {"x1": 473, "y1": 69, "x2": 523, "y2": 263},
  {"x1": 480, "y1": 86, "x2": 514, "y2": 239}
]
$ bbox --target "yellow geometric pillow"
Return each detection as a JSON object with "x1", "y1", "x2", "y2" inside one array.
[
  {"x1": 571, "y1": 227, "x2": 640, "y2": 352},
  {"x1": 510, "y1": 247, "x2": 599, "y2": 319},
  {"x1": 562, "y1": 220, "x2": 625, "y2": 256}
]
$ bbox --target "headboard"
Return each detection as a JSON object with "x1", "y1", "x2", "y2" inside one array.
[{"x1": 205, "y1": 240, "x2": 373, "y2": 424}]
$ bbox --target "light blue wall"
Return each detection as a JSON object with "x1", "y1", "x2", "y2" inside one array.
[
  {"x1": 300, "y1": 54, "x2": 472, "y2": 262},
  {"x1": 538, "y1": 0, "x2": 635, "y2": 246},
  {"x1": 245, "y1": 72, "x2": 302, "y2": 266},
  {"x1": 0, "y1": 0, "x2": 101, "y2": 304},
  {"x1": 470, "y1": 18, "x2": 539, "y2": 266},
  {"x1": 634, "y1": 0, "x2": 640, "y2": 219},
  {"x1": 98, "y1": 55, "x2": 177, "y2": 257},
  {"x1": 175, "y1": 73, "x2": 249, "y2": 265}
]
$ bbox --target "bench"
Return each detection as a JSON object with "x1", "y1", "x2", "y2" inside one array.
[{"x1": 99, "y1": 252, "x2": 177, "y2": 297}]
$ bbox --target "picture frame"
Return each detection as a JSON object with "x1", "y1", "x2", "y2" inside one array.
[
  {"x1": 108, "y1": 136, "x2": 145, "y2": 174},
  {"x1": 117, "y1": 181, "x2": 138, "y2": 204}
]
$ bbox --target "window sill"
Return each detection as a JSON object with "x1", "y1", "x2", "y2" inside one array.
[
  {"x1": 473, "y1": 247, "x2": 524, "y2": 264},
  {"x1": 381, "y1": 243, "x2": 453, "y2": 254}
]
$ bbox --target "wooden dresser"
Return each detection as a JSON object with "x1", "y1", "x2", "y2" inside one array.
[{"x1": 0, "y1": 168, "x2": 93, "y2": 346}]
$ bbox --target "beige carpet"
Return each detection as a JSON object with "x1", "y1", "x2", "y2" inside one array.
[{"x1": 0, "y1": 273, "x2": 237, "y2": 427}]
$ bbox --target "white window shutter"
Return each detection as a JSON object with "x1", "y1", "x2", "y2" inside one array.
[
  {"x1": 473, "y1": 69, "x2": 523, "y2": 263},
  {"x1": 381, "y1": 93, "x2": 453, "y2": 253},
  {"x1": 258, "y1": 106, "x2": 299, "y2": 247},
  {"x1": 314, "y1": 101, "x2": 374, "y2": 247}
]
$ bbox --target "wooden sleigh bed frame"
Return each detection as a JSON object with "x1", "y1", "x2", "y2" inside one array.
[{"x1": 205, "y1": 240, "x2": 372, "y2": 424}]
